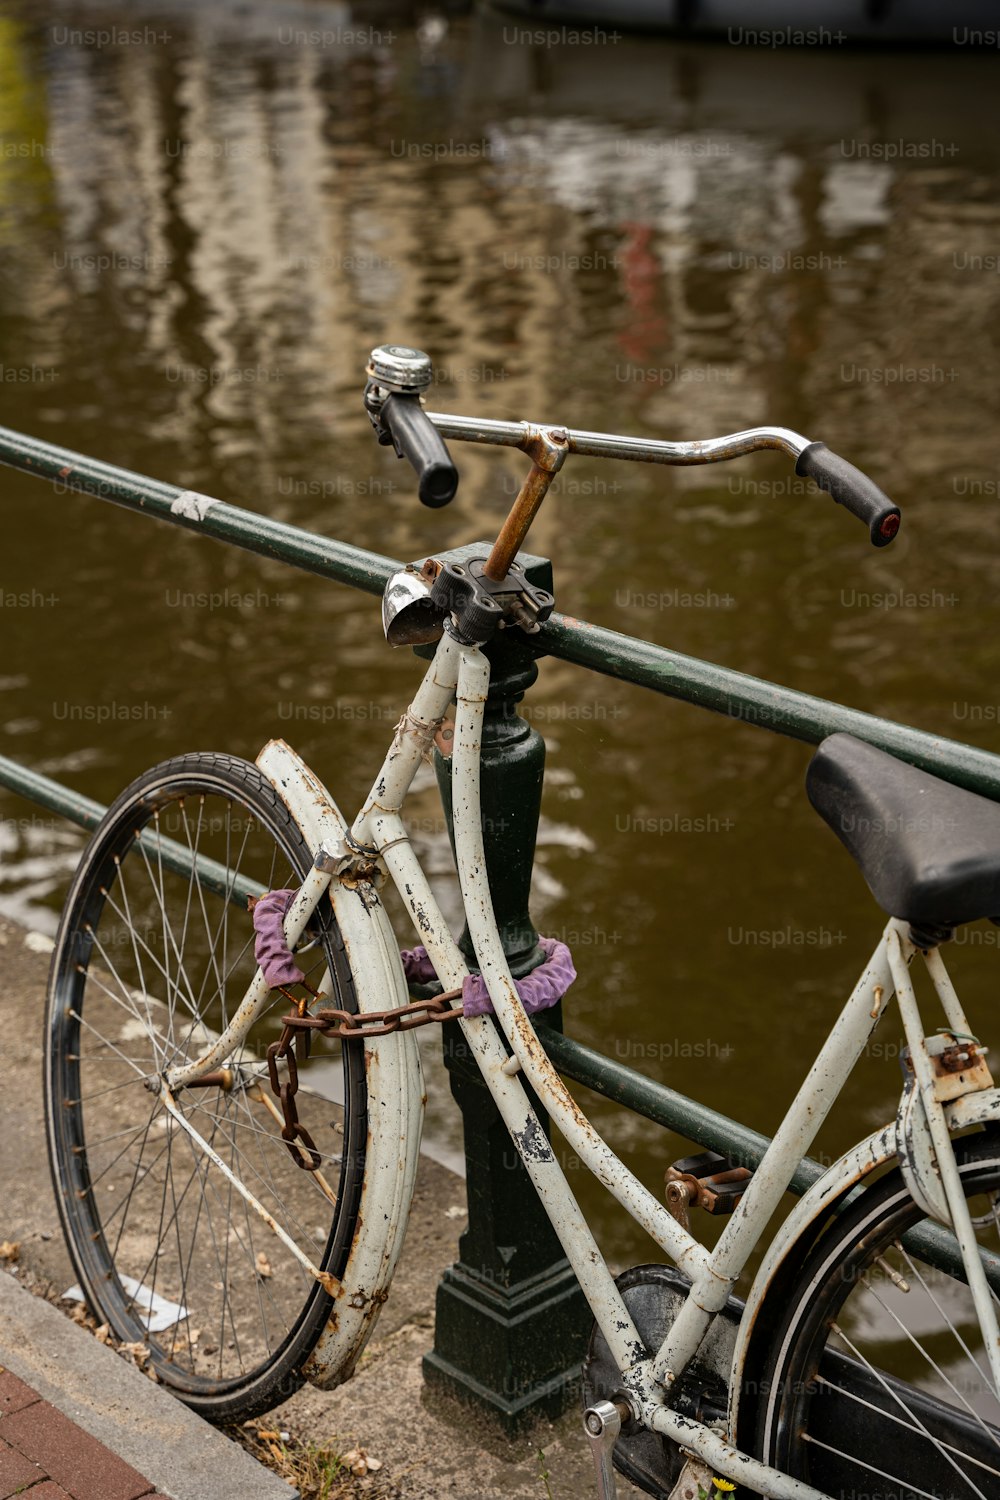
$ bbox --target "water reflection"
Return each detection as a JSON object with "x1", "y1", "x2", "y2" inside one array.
[{"x1": 1, "y1": 0, "x2": 999, "y2": 1264}]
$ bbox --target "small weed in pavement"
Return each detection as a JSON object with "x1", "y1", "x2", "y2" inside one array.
[{"x1": 234, "y1": 1422, "x2": 399, "y2": 1499}]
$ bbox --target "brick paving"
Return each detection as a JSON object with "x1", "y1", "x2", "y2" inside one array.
[{"x1": 0, "y1": 1368, "x2": 163, "y2": 1500}]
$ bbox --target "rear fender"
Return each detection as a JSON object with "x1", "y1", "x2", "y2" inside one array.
[
  {"x1": 730, "y1": 1090, "x2": 1000, "y2": 1441},
  {"x1": 729, "y1": 1123, "x2": 896, "y2": 1439}
]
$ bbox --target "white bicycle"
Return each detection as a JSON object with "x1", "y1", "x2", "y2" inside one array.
[{"x1": 45, "y1": 346, "x2": 1000, "y2": 1500}]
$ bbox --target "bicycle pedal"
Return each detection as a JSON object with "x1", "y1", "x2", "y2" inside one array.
[{"x1": 665, "y1": 1152, "x2": 752, "y2": 1223}]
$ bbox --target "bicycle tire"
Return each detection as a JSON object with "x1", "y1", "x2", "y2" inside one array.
[
  {"x1": 754, "y1": 1129, "x2": 1000, "y2": 1499},
  {"x1": 44, "y1": 752, "x2": 367, "y2": 1423}
]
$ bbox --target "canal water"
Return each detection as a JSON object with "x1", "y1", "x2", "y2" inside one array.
[{"x1": 1, "y1": 0, "x2": 999, "y2": 1270}]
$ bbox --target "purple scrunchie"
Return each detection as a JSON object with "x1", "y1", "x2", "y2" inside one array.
[
  {"x1": 251, "y1": 889, "x2": 305, "y2": 988},
  {"x1": 252, "y1": 887, "x2": 576, "y2": 1019},
  {"x1": 401, "y1": 936, "x2": 576, "y2": 1019}
]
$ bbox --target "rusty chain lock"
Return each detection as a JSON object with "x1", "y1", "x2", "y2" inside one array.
[
  {"x1": 266, "y1": 1022, "x2": 323, "y2": 1171},
  {"x1": 266, "y1": 988, "x2": 464, "y2": 1172}
]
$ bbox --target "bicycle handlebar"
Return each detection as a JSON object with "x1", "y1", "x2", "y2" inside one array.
[
  {"x1": 425, "y1": 412, "x2": 810, "y2": 463},
  {"x1": 364, "y1": 344, "x2": 459, "y2": 508},
  {"x1": 424, "y1": 413, "x2": 901, "y2": 548},
  {"x1": 364, "y1": 345, "x2": 900, "y2": 547},
  {"x1": 381, "y1": 394, "x2": 459, "y2": 508},
  {"x1": 795, "y1": 441, "x2": 900, "y2": 547}
]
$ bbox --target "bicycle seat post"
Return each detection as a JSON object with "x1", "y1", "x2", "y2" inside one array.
[{"x1": 483, "y1": 425, "x2": 569, "y2": 581}]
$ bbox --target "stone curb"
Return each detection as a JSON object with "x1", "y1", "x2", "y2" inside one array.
[{"x1": 0, "y1": 1270, "x2": 296, "y2": 1500}]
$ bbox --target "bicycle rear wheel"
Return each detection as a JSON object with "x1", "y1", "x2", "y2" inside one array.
[
  {"x1": 754, "y1": 1130, "x2": 1000, "y2": 1499},
  {"x1": 45, "y1": 753, "x2": 367, "y2": 1423}
]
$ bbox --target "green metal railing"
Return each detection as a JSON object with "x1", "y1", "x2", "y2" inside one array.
[
  {"x1": 4, "y1": 421, "x2": 1000, "y2": 795},
  {"x1": 3, "y1": 423, "x2": 1000, "y2": 1428}
]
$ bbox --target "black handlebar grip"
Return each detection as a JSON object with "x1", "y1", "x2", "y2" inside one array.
[
  {"x1": 795, "y1": 441, "x2": 900, "y2": 547},
  {"x1": 381, "y1": 394, "x2": 459, "y2": 508}
]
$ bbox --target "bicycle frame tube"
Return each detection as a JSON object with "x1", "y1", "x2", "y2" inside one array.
[
  {"x1": 650, "y1": 931, "x2": 899, "y2": 1387},
  {"x1": 165, "y1": 861, "x2": 333, "y2": 1090},
  {"x1": 353, "y1": 633, "x2": 647, "y2": 1372},
  {"x1": 643, "y1": 1401, "x2": 831, "y2": 1500},
  {"x1": 446, "y1": 644, "x2": 916, "y2": 1397},
  {"x1": 448, "y1": 647, "x2": 713, "y2": 1281},
  {"x1": 351, "y1": 630, "x2": 462, "y2": 838},
  {"x1": 886, "y1": 928, "x2": 1000, "y2": 1392}
]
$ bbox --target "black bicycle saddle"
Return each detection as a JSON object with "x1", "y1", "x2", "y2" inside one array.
[{"x1": 807, "y1": 732, "x2": 1000, "y2": 930}]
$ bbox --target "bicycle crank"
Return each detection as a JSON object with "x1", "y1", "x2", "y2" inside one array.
[
  {"x1": 581, "y1": 1266, "x2": 742, "y2": 1500},
  {"x1": 583, "y1": 1400, "x2": 626, "y2": 1500}
]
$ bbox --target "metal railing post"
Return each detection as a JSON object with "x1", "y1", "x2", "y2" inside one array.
[{"x1": 420, "y1": 545, "x2": 590, "y2": 1431}]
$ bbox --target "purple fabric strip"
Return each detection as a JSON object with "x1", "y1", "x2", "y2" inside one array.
[
  {"x1": 251, "y1": 888, "x2": 305, "y2": 988},
  {"x1": 400, "y1": 936, "x2": 576, "y2": 1018},
  {"x1": 251, "y1": 884, "x2": 577, "y2": 1018}
]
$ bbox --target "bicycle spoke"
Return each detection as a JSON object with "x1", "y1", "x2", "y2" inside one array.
[
  {"x1": 849, "y1": 1271, "x2": 999, "y2": 1417},
  {"x1": 799, "y1": 1431, "x2": 966, "y2": 1500},
  {"x1": 185, "y1": 798, "x2": 253, "y2": 1027},
  {"x1": 78, "y1": 934, "x2": 155, "y2": 1036},
  {"x1": 895, "y1": 1240, "x2": 996, "y2": 1417},
  {"x1": 187, "y1": 1091, "x2": 330, "y2": 1256},
  {"x1": 77, "y1": 1119, "x2": 164, "y2": 1159},
  {"x1": 101, "y1": 876, "x2": 201, "y2": 1028},
  {"x1": 113, "y1": 858, "x2": 161, "y2": 1061},
  {"x1": 77, "y1": 1074, "x2": 148, "y2": 1105},
  {"x1": 813, "y1": 1374, "x2": 1000, "y2": 1484},
  {"x1": 69, "y1": 1010, "x2": 147, "y2": 1075},
  {"x1": 106, "y1": 1133, "x2": 170, "y2": 1256},
  {"x1": 130, "y1": 845, "x2": 205, "y2": 1033},
  {"x1": 831, "y1": 1319, "x2": 989, "y2": 1497},
  {"x1": 173, "y1": 1121, "x2": 241, "y2": 1369},
  {"x1": 164, "y1": 1123, "x2": 197, "y2": 1370},
  {"x1": 48, "y1": 762, "x2": 366, "y2": 1416}
]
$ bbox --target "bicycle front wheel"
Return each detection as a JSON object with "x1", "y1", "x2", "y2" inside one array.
[
  {"x1": 45, "y1": 753, "x2": 367, "y2": 1423},
  {"x1": 755, "y1": 1130, "x2": 1000, "y2": 1499}
]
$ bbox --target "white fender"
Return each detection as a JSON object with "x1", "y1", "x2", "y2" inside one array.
[
  {"x1": 727, "y1": 1121, "x2": 897, "y2": 1435},
  {"x1": 256, "y1": 738, "x2": 424, "y2": 1389},
  {"x1": 728, "y1": 1085, "x2": 1000, "y2": 1435}
]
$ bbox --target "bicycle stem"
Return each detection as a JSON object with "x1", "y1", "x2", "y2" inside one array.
[
  {"x1": 483, "y1": 424, "x2": 568, "y2": 581},
  {"x1": 428, "y1": 412, "x2": 812, "y2": 582}
]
